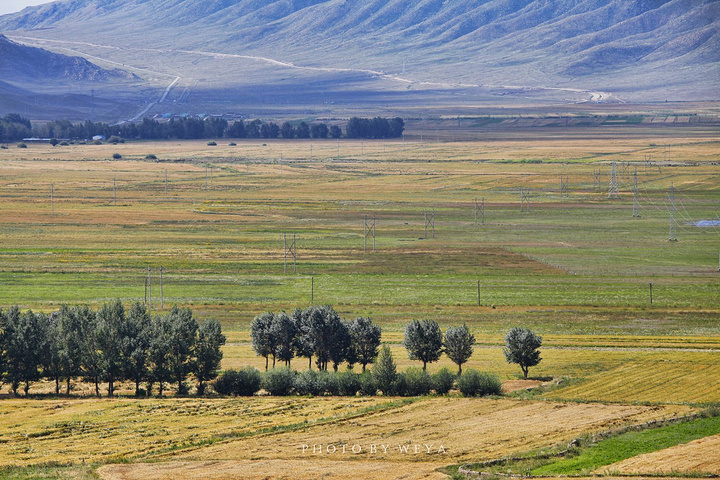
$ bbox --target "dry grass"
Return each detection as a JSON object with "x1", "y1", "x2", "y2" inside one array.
[
  {"x1": 598, "y1": 434, "x2": 720, "y2": 475},
  {"x1": 169, "y1": 398, "x2": 692, "y2": 464},
  {"x1": 97, "y1": 459, "x2": 447, "y2": 480}
]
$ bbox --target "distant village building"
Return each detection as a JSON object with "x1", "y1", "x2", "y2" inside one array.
[{"x1": 92, "y1": 135, "x2": 106, "y2": 141}]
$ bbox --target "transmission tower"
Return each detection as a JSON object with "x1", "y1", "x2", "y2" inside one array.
[
  {"x1": 520, "y1": 188, "x2": 531, "y2": 212},
  {"x1": 668, "y1": 182, "x2": 677, "y2": 242},
  {"x1": 284, "y1": 233, "x2": 297, "y2": 273},
  {"x1": 608, "y1": 161, "x2": 619, "y2": 199},
  {"x1": 632, "y1": 167, "x2": 640, "y2": 218},
  {"x1": 424, "y1": 208, "x2": 435, "y2": 238},
  {"x1": 592, "y1": 169, "x2": 602, "y2": 192},
  {"x1": 364, "y1": 215, "x2": 376, "y2": 253},
  {"x1": 560, "y1": 175, "x2": 569, "y2": 197},
  {"x1": 474, "y1": 197, "x2": 485, "y2": 224}
]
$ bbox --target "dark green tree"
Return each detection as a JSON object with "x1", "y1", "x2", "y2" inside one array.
[
  {"x1": 270, "y1": 312, "x2": 296, "y2": 367},
  {"x1": 403, "y1": 319, "x2": 443, "y2": 371},
  {"x1": 123, "y1": 302, "x2": 152, "y2": 396},
  {"x1": 56, "y1": 305, "x2": 86, "y2": 395},
  {"x1": 78, "y1": 306, "x2": 103, "y2": 397},
  {"x1": 372, "y1": 345, "x2": 398, "y2": 395},
  {"x1": 147, "y1": 313, "x2": 173, "y2": 397},
  {"x1": 2, "y1": 307, "x2": 46, "y2": 396},
  {"x1": 43, "y1": 312, "x2": 63, "y2": 395},
  {"x1": 251, "y1": 312, "x2": 277, "y2": 370},
  {"x1": 296, "y1": 121, "x2": 310, "y2": 139},
  {"x1": 292, "y1": 308, "x2": 315, "y2": 370},
  {"x1": 503, "y1": 327, "x2": 542, "y2": 379},
  {"x1": 330, "y1": 125, "x2": 342, "y2": 139},
  {"x1": 348, "y1": 316, "x2": 381, "y2": 372},
  {"x1": 96, "y1": 299, "x2": 126, "y2": 397},
  {"x1": 444, "y1": 323, "x2": 475, "y2": 375},
  {"x1": 328, "y1": 318, "x2": 352, "y2": 371},
  {"x1": 310, "y1": 123, "x2": 328, "y2": 139},
  {"x1": 166, "y1": 307, "x2": 198, "y2": 395},
  {"x1": 193, "y1": 319, "x2": 226, "y2": 395},
  {"x1": 280, "y1": 121, "x2": 295, "y2": 139}
]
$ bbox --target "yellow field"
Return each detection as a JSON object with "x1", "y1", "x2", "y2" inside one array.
[{"x1": 599, "y1": 434, "x2": 720, "y2": 475}]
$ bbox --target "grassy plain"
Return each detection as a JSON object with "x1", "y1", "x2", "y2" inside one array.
[{"x1": 0, "y1": 124, "x2": 719, "y2": 478}]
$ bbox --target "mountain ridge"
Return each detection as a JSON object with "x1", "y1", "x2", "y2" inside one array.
[{"x1": 0, "y1": 0, "x2": 717, "y2": 120}]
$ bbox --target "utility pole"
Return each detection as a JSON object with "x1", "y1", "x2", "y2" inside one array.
[
  {"x1": 593, "y1": 169, "x2": 601, "y2": 192},
  {"x1": 649, "y1": 282, "x2": 653, "y2": 306},
  {"x1": 311, "y1": 276, "x2": 314, "y2": 304},
  {"x1": 165, "y1": 170, "x2": 168, "y2": 196},
  {"x1": 147, "y1": 266, "x2": 152, "y2": 310},
  {"x1": 160, "y1": 266, "x2": 164, "y2": 310},
  {"x1": 113, "y1": 178, "x2": 116, "y2": 206},
  {"x1": 477, "y1": 280, "x2": 481, "y2": 306},
  {"x1": 632, "y1": 167, "x2": 640, "y2": 217},
  {"x1": 51, "y1": 184, "x2": 54, "y2": 215},
  {"x1": 668, "y1": 182, "x2": 677, "y2": 242}
]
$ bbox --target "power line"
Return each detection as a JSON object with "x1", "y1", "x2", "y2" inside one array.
[{"x1": 608, "y1": 161, "x2": 619, "y2": 199}]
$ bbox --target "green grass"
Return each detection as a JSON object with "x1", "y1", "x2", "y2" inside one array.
[
  {"x1": 0, "y1": 464, "x2": 100, "y2": 480},
  {"x1": 532, "y1": 415, "x2": 720, "y2": 475}
]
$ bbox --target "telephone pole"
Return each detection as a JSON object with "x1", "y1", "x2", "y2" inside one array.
[{"x1": 668, "y1": 182, "x2": 677, "y2": 242}]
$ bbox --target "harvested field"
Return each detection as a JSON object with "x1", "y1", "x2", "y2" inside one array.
[
  {"x1": 97, "y1": 460, "x2": 447, "y2": 480},
  {"x1": 599, "y1": 434, "x2": 720, "y2": 475},
  {"x1": 168, "y1": 398, "x2": 692, "y2": 464}
]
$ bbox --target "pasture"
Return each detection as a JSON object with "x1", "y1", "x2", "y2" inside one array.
[{"x1": 0, "y1": 123, "x2": 719, "y2": 478}]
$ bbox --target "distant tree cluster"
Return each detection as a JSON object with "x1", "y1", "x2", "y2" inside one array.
[
  {"x1": 0, "y1": 114, "x2": 32, "y2": 142},
  {"x1": 2, "y1": 113, "x2": 403, "y2": 143},
  {"x1": 0, "y1": 301, "x2": 225, "y2": 397},
  {"x1": 346, "y1": 117, "x2": 404, "y2": 139},
  {"x1": 250, "y1": 306, "x2": 381, "y2": 372}
]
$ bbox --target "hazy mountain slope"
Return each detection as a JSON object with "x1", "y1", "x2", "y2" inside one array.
[{"x1": 0, "y1": 0, "x2": 717, "y2": 120}]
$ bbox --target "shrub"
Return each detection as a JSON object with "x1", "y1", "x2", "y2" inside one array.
[
  {"x1": 320, "y1": 371, "x2": 340, "y2": 395},
  {"x1": 358, "y1": 372, "x2": 377, "y2": 396},
  {"x1": 1, "y1": 145, "x2": 8, "y2": 149},
  {"x1": 294, "y1": 369, "x2": 323, "y2": 396},
  {"x1": 337, "y1": 371, "x2": 361, "y2": 396},
  {"x1": 207, "y1": 141, "x2": 217, "y2": 146},
  {"x1": 112, "y1": 153, "x2": 122, "y2": 160},
  {"x1": 212, "y1": 367, "x2": 261, "y2": 396},
  {"x1": 229, "y1": 142, "x2": 237, "y2": 146},
  {"x1": 394, "y1": 373, "x2": 408, "y2": 396},
  {"x1": 92, "y1": 140, "x2": 103, "y2": 145},
  {"x1": 403, "y1": 367, "x2": 432, "y2": 396},
  {"x1": 457, "y1": 370, "x2": 503, "y2": 397},
  {"x1": 59, "y1": 141, "x2": 70, "y2": 146},
  {"x1": 17, "y1": 143, "x2": 27, "y2": 148},
  {"x1": 107, "y1": 135, "x2": 124, "y2": 144},
  {"x1": 432, "y1": 367, "x2": 455, "y2": 395},
  {"x1": 145, "y1": 154, "x2": 157, "y2": 160},
  {"x1": 262, "y1": 367, "x2": 295, "y2": 396}
]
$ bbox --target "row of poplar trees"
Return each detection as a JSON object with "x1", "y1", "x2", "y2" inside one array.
[
  {"x1": 0, "y1": 300, "x2": 225, "y2": 397},
  {"x1": 251, "y1": 305, "x2": 382, "y2": 372}
]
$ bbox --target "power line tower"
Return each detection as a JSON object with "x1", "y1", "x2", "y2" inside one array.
[
  {"x1": 424, "y1": 208, "x2": 435, "y2": 238},
  {"x1": 593, "y1": 169, "x2": 602, "y2": 192},
  {"x1": 560, "y1": 175, "x2": 569, "y2": 197},
  {"x1": 284, "y1": 233, "x2": 297, "y2": 273},
  {"x1": 608, "y1": 161, "x2": 619, "y2": 199},
  {"x1": 364, "y1": 215, "x2": 376, "y2": 253},
  {"x1": 668, "y1": 182, "x2": 677, "y2": 242},
  {"x1": 520, "y1": 188, "x2": 530, "y2": 212},
  {"x1": 632, "y1": 167, "x2": 640, "y2": 218},
  {"x1": 474, "y1": 197, "x2": 485, "y2": 225}
]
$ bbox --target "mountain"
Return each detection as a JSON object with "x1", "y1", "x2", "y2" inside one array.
[{"x1": 0, "y1": 0, "x2": 718, "y2": 121}]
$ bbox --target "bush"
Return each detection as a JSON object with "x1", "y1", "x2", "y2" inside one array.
[
  {"x1": 145, "y1": 154, "x2": 157, "y2": 160},
  {"x1": 1, "y1": 145, "x2": 8, "y2": 149},
  {"x1": 262, "y1": 367, "x2": 295, "y2": 396},
  {"x1": 107, "y1": 135, "x2": 124, "y2": 144},
  {"x1": 321, "y1": 371, "x2": 340, "y2": 395},
  {"x1": 457, "y1": 370, "x2": 503, "y2": 397},
  {"x1": 432, "y1": 367, "x2": 455, "y2": 395},
  {"x1": 337, "y1": 371, "x2": 361, "y2": 396},
  {"x1": 17, "y1": 143, "x2": 27, "y2": 148},
  {"x1": 358, "y1": 372, "x2": 377, "y2": 396},
  {"x1": 212, "y1": 367, "x2": 262, "y2": 396},
  {"x1": 394, "y1": 373, "x2": 407, "y2": 396},
  {"x1": 207, "y1": 141, "x2": 217, "y2": 146},
  {"x1": 403, "y1": 367, "x2": 432, "y2": 396},
  {"x1": 59, "y1": 141, "x2": 70, "y2": 146},
  {"x1": 228, "y1": 142, "x2": 237, "y2": 146},
  {"x1": 92, "y1": 140, "x2": 103, "y2": 145},
  {"x1": 112, "y1": 153, "x2": 122, "y2": 160},
  {"x1": 294, "y1": 369, "x2": 323, "y2": 396}
]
